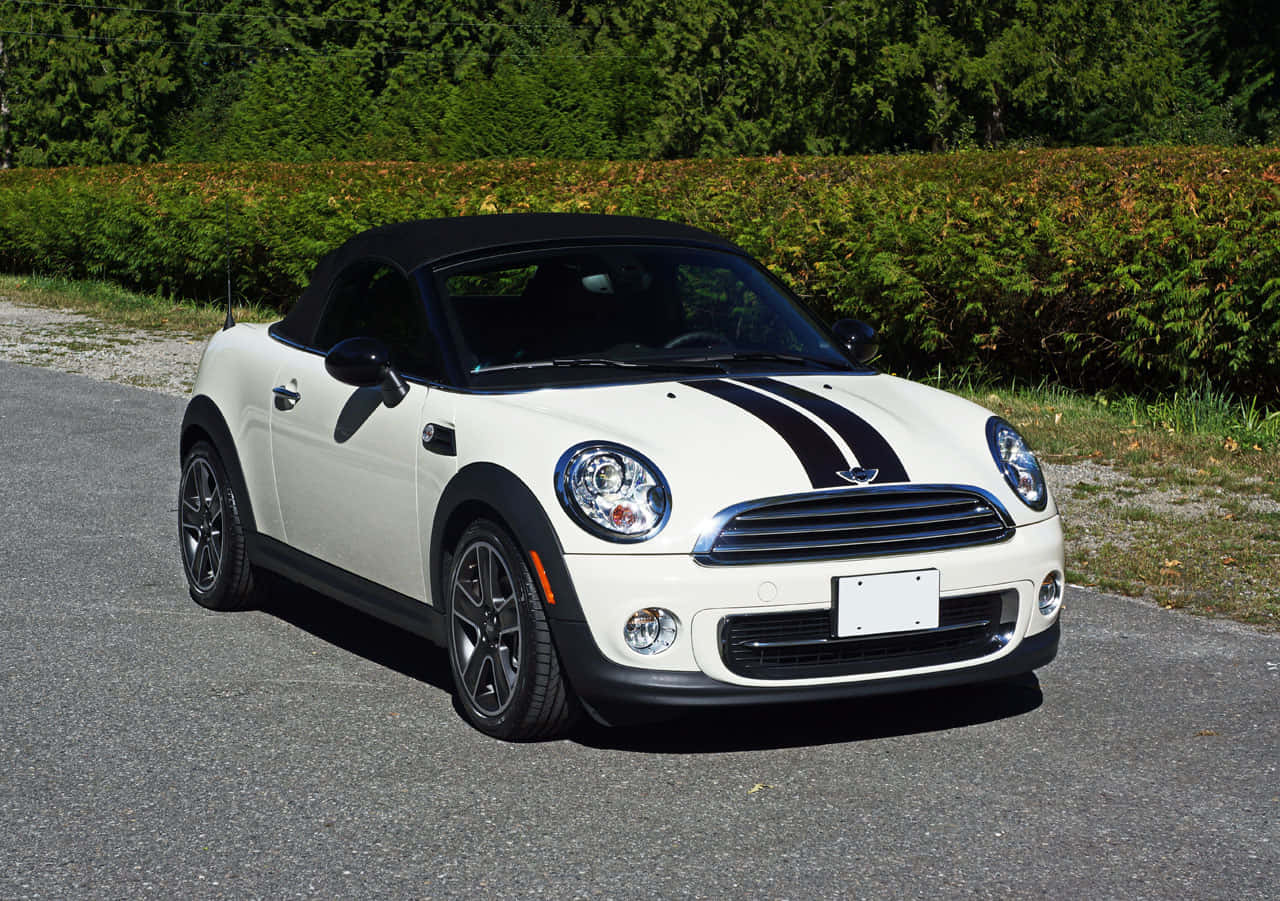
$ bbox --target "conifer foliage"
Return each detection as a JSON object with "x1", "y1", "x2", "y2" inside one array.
[
  {"x1": 0, "y1": 1, "x2": 1276, "y2": 167},
  {"x1": 1, "y1": 150, "x2": 1276, "y2": 398}
]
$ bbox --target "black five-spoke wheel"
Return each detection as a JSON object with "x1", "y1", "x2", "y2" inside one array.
[
  {"x1": 447, "y1": 520, "x2": 580, "y2": 740},
  {"x1": 181, "y1": 457, "x2": 224, "y2": 592},
  {"x1": 451, "y1": 538, "x2": 523, "y2": 716},
  {"x1": 178, "y1": 441, "x2": 258, "y2": 611}
]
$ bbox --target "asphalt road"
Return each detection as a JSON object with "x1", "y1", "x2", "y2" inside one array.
[{"x1": 1, "y1": 359, "x2": 1276, "y2": 900}]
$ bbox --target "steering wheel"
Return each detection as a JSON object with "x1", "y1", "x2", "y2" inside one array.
[{"x1": 664, "y1": 330, "x2": 729, "y2": 350}]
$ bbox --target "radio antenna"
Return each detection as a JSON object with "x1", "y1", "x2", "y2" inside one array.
[{"x1": 223, "y1": 194, "x2": 235, "y2": 330}]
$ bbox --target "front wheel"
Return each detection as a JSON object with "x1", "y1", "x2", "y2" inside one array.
[
  {"x1": 447, "y1": 519, "x2": 580, "y2": 741},
  {"x1": 179, "y1": 441, "x2": 259, "y2": 611}
]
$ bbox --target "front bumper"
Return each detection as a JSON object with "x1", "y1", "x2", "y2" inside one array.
[
  {"x1": 550, "y1": 515, "x2": 1064, "y2": 719},
  {"x1": 555, "y1": 619, "x2": 1059, "y2": 724}
]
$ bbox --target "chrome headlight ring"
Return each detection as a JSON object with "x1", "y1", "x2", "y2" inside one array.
[
  {"x1": 554, "y1": 442, "x2": 671, "y2": 542},
  {"x1": 986, "y1": 416, "x2": 1048, "y2": 511}
]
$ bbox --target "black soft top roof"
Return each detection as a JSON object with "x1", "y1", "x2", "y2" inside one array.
[{"x1": 276, "y1": 213, "x2": 745, "y2": 345}]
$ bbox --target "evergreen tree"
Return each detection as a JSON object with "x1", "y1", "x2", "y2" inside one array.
[{"x1": 0, "y1": 0, "x2": 1275, "y2": 166}]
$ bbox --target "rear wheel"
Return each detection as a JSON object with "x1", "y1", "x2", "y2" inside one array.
[
  {"x1": 447, "y1": 519, "x2": 580, "y2": 740},
  {"x1": 179, "y1": 441, "x2": 258, "y2": 611}
]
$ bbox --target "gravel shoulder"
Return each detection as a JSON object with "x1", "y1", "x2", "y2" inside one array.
[{"x1": 0, "y1": 298, "x2": 208, "y2": 396}]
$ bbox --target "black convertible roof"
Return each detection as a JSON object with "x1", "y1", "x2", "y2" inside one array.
[
  {"x1": 325, "y1": 213, "x2": 740, "y2": 271},
  {"x1": 275, "y1": 213, "x2": 744, "y2": 346}
]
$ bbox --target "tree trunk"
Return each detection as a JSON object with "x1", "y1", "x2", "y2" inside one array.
[
  {"x1": 983, "y1": 87, "x2": 1006, "y2": 147},
  {"x1": 0, "y1": 36, "x2": 10, "y2": 169}
]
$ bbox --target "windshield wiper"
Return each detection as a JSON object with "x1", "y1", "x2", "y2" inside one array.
[
  {"x1": 477, "y1": 357, "x2": 726, "y2": 374},
  {"x1": 690, "y1": 351, "x2": 853, "y2": 370}
]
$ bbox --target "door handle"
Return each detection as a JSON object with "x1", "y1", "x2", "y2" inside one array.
[{"x1": 273, "y1": 385, "x2": 301, "y2": 406}]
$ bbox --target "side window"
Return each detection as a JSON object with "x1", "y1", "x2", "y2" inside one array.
[{"x1": 314, "y1": 262, "x2": 440, "y2": 378}]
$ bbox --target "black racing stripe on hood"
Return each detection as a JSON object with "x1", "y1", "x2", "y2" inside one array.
[
  {"x1": 741, "y1": 378, "x2": 910, "y2": 484},
  {"x1": 681, "y1": 380, "x2": 847, "y2": 488}
]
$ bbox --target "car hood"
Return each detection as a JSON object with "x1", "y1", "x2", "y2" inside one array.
[{"x1": 455, "y1": 372, "x2": 1056, "y2": 555}]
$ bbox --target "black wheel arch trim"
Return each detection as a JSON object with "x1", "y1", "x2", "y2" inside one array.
[
  {"x1": 181, "y1": 394, "x2": 256, "y2": 533},
  {"x1": 431, "y1": 462, "x2": 587, "y2": 623}
]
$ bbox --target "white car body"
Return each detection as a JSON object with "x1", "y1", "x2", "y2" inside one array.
[{"x1": 180, "y1": 214, "x2": 1063, "y2": 738}]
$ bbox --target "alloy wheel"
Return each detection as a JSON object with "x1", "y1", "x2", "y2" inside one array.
[
  {"x1": 180, "y1": 458, "x2": 225, "y2": 592},
  {"x1": 450, "y1": 539, "x2": 523, "y2": 717}
]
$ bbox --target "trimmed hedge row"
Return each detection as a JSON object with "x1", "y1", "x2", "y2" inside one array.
[{"x1": 1, "y1": 149, "x2": 1278, "y2": 397}]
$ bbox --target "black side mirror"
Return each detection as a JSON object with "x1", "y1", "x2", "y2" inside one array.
[
  {"x1": 831, "y1": 318, "x2": 879, "y2": 365},
  {"x1": 324, "y1": 336, "x2": 410, "y2": 407}
]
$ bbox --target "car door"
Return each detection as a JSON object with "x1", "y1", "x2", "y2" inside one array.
[{"x1": 269, "y1": 260, "x2": 453, "y2": 602}]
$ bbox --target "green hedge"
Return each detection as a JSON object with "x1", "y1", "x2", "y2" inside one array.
[{"x1": 1, "y1": 149, "x2": 1277, "y2": 397}]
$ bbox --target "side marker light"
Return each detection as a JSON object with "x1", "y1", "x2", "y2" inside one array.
[{"x1": 528, "y1": 551, "x2": 556, "y2": 605}]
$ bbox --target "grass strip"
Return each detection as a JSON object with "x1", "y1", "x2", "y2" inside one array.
[
  {"x1": 0, "y1": 274, "x2": 273, "y2": 333},
  {"x1": 952, "y1": 381, "x2": 1279, "y2": 628}
]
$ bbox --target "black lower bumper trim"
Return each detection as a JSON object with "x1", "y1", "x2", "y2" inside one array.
[{"x1": 554, "y1": 619, "x2": 1060, "y2": 724}]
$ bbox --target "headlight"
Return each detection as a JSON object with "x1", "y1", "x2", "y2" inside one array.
[
  {"x1": 554, "y1": 442, "x2": 671, "y2": 541},
  {"x1": 986, "y1": 417, "x2": 1048, "y2": 511}
]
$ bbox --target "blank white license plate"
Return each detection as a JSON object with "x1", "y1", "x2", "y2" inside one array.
[{"x1": 835, "y1": 569, "x2": 940, "y2": 638}]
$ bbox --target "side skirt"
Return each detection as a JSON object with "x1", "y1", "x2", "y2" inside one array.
[{"x1": 246, "y1": 532, "x2": 447, "y2": 647}]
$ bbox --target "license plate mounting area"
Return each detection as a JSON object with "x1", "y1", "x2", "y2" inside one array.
[{"x1": 834, "y1": 569, "x2": 940, "y2": 638}]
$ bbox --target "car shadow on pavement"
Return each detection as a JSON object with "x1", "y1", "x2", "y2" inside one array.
[
  {"x1": 573, "y1": 677, "x2": 1043, "y2": 753},
  {"x1": 255, "y1": 578, "x2": 1042, "y2": 752},
  {"x1": 258, "y1": 579, "x2": 455, "y2": 694}
]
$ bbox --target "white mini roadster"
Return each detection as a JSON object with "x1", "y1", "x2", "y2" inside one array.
[{"x1": 179, "y1": 214, "x2": 1063, "y2": 740}]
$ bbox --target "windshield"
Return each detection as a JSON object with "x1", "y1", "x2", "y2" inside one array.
[{"x1": 435, "y1": 244, "x2": 856, "y2": 388}]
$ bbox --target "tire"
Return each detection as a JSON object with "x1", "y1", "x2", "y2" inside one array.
[
  {"x1": 446, "y1": 519, "x2": 581, "y2": 741},
  {"x1": 178, "y1": 440, "x2": 258, "y2": 611}
]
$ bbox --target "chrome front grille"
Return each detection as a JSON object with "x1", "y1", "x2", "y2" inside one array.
[{"x1": 693, "y1": 485, "x2": 1013, "y2": 565}]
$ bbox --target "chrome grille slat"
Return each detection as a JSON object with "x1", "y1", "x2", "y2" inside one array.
[
  {"x1": 713, "y1": 523, "x2": 1007, "y2": 554},
  {"x1": 741, "y1": 619, "x2": 992, "y2": 648},
  {"x1": 734, "y1": 496, "x2": 977, "y2": 521},
  {"x1": 722, "y1": 507, "x2": 996, "y2": 538},
  {"x1": 696, "y1": 485, "x2": 1014, "y2": 565}
]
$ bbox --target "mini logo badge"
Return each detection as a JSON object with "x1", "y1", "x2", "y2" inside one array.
[{"x1": 836, "y1": 467, "x2": 879, "y2": 485}]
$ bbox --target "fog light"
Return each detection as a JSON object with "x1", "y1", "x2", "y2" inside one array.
[
  {"x1": 624, "y1": 607, "x2": 677, "y2": 655},
  {"x1": 1039, "y1": 571, "x2": 1063, "y2": 616}
]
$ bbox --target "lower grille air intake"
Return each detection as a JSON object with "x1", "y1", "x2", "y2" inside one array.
[{"x1": 719, "y1": 589, "x2": 1016, "y2": 680}]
